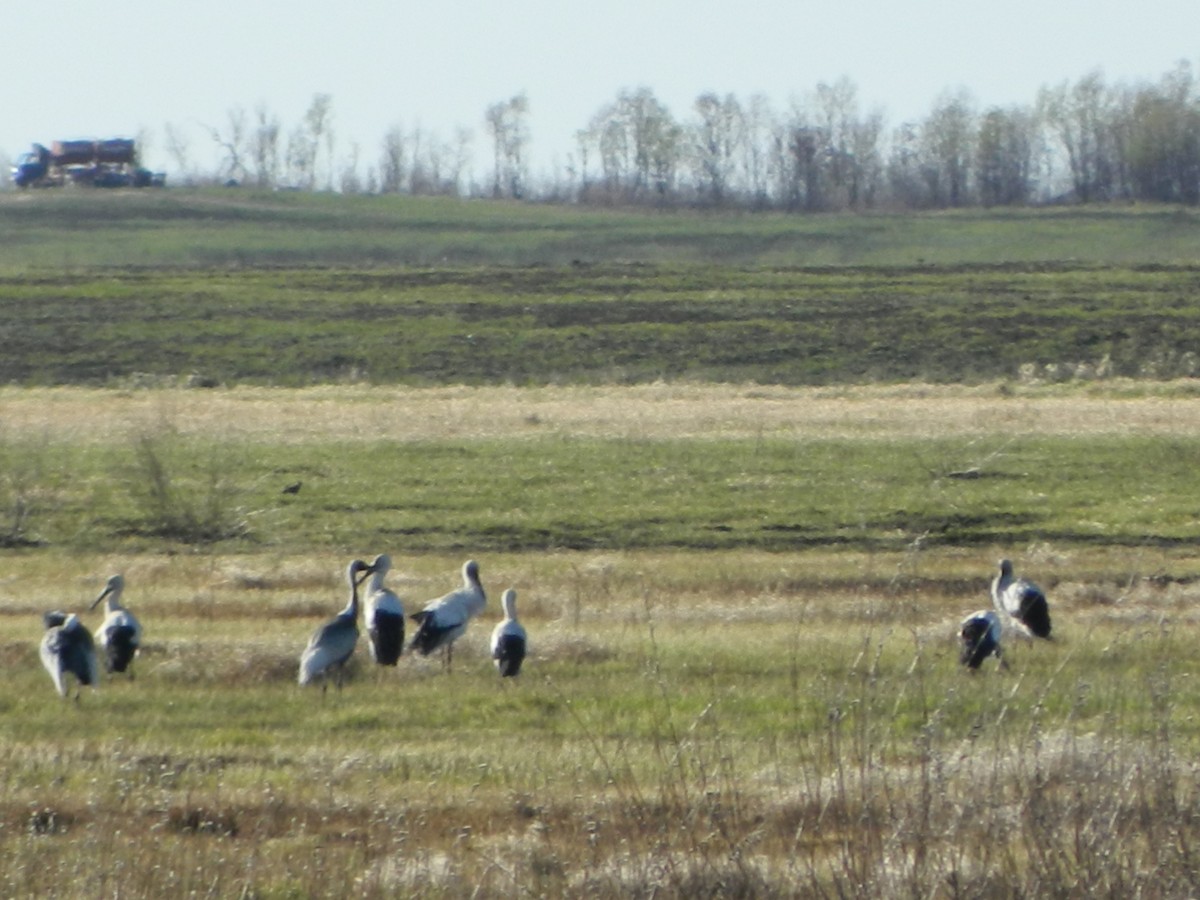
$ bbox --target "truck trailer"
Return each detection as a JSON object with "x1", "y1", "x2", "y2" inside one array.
[{"x1": 11, "y1": 139, "x2": 164, "y2": 188}]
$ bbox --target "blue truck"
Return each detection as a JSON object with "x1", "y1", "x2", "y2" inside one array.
[{"x1": 11, "y1": 139, "x2": 164, "y2": 188}]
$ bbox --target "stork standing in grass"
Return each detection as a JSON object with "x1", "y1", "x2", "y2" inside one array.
[
  {"x1": 89, "y1": 574, "x2": 142, "y2": 677},
  {"x1": 991, "y1": 558, "x2": 1053, "y2": 640},
  {"x1": 409, "y1": 559, "x2": 486, "y2": 672},
  {"x1": 490, "y1": 588, "x2": 527, "y2": 678},
  {"x1": 364, "y1": 554, "x2": 405, "y2": 666},
  {"x1": 40, "y1": 611, "x2": 98, "y2": 700},
  {"x1": 298, "y1": 558, "x2": 373, "y2": 691},
  {"x1": 958, "y1": 609, "x2": 1006, "y2": 671}
]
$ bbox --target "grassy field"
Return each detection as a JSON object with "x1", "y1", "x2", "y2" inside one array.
[
  {"x1": 2, "y1": 190, "x2": 1199, "y2": 270},
  {"x1": 3, "y1": 194, "x2": 1200, "y2": 895},
  {"x1": 2, "y1": 191, "x2": 1200, "y2": 387},
  {"x1": 6, "y1": 381, "x2": 1200, "y2": 553},
  {"x1": 6, "y1": 260, "x2": 1200, "y2": 387},
  {"x1": 3, "y1": 384, "x2": 1200, "y2": 896}
]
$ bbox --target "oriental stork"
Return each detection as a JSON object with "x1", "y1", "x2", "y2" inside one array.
[
  {"x1": 490, "y1": 588, "x2": 527, "y2": 678},
  {"x1": 365, "y1": 554, "x2": 405, "y2": 666},
  {"x1": 991, "y1": 558, "x2": 1052, "y2": 640},
  {"x1": 40, "y1": 611, "x2": 98, "y2": 700},
  {"x1": 958, "y1": 609, "x2": 1005, "y2": 671},
  {"x1": 89, "y1": 574, "x2": 142, "y2": 677},
  {"x1": 298, "y1": 558, "x2": 373, "y2": 691},
  {"x1": 409, "y1": 559, "x2": 486, "y2": 672}
]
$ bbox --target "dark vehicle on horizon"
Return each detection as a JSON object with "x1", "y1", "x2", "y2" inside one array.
[{"x1": 10, "y1": 139, "x2": 164, "y2": 188}]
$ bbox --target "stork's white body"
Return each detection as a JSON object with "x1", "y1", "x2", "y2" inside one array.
[
  {"x1": 490, "y1": 588, "x2": 527, "y2": 678},
  {"x1": 299, "y1": 559, "x2": 370, "y2": 689},
  {"x1": 40, "y1": 612, "x2": 98, "y2": 698},
  {"x1": 365, "y1": 554, "x2": 405, "y2": 666},
  {"x1": 409, "y1": 560, "x2": 486, "y2": 670},
  {"x1": 90, "y1": 574, "x2": 142, "y2": 676},
  {"x1": 991, "y1": 558, "x2": 1052, "y2": 640}
]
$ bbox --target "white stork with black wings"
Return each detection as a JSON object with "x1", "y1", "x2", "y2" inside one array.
[
  {"x1": 490, "y1": 588, "x2": 527, "y2": 678},
  {"x1": 958, "y1": 609, "x2": 1005, "y2": 671},
  {"x1": 409, "y1": 559, "x2": 486, "y2": 671},
  {"x1": 365, "y1": 553, "x2": 405, "y2": 666},
  {"x1": 40, "y1": 611, "x2": 99, "y2": 700},
  {"x1": 991, "y1": 558, "x2": 1053, "y2": 640},
  {"x1": 89, "y1": 574, "x2": 142, "y2": 677},
  {"x1": 298, "y1": 558, "x2": 373, "y2": 691}
]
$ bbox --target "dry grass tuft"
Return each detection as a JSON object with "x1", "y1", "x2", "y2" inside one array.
[
  {"x1": 531, "y1": 630, "x2": 616, "y2": 665},
  {"x1": 164, "y1": 805, "x2": 240, "y2": 837}
]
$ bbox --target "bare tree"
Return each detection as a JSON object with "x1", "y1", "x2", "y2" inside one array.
[
  {"x1": 1125, "y1": 62, "x2": 1200, "y2": 204},
  {"x1": 817, "y1": 79, "x2": 885, "y2": 210},
  {"x1": 814, "y1": 78, "x2": 854, "y2": 207},
  {"x1": 587, "y1": 87, "x2": 681, "y2": 202},
  {"x1": 1039, "y1": 72, "x2": 1120, "y2": 202},
  {"x1": 921, "y1": 89, "x2": 976, "y2": 206},
  {"x1": 379, "y1": 126, "x2": 407, "y2": 194},
  {"x1": 163, "y1": 123, "x2": 193, "y2": 185},
  {"x1": 203, "y1": 107, "x2": 249, "y2": 185},
  {"x1": 628, "y1": 88, "x2": 680, "y2": 200},
  {"x1": 848, "y1": 109, "x2": 885, "y2": 209},
  {"x1": 251, "y1": 104, "x2": 281, "y2": 188},
  {"x1": 786, "y1": 121, "x2": 825, "y2": 211},
  {"x1": 285, "y1": 124, "x2": 314, "y2": 189},
  {"x1": 403, "y1": 125, "x2": 466, "y2": 196},
  {"x1": 408, "y1": 126, "x2": 431, "y2": 194},
  {"x1": 741, "y1": 94, "x2": 776, "y2": 208},
  {"x1": 485, "y1": 93, "x2": 530, "y2": 199},
  {"x1": 570, "y1": 129, "x2": 593, "y2": 201},
  {"x1": 769, "y1": 80, "x2": 885, "y2": 213},
  {"x1": 339, "y1": 142, "x2": 362, "y2": 194},
  {"x1": 447, "y1": 126, "x2": 474, "y2": 197},
  {"x1": 886, "y1": 121, "x2": 929, "y2": 208},
  {"x1": 591, "y1": 112, "x2": 630, "y2": 199},
  {"x1": 977, "y1": 105, "x2": 1037, "y2": 206},
  {"x1": 302, "y1": 93, "x2": 334, "y2": 191},
  {"x1": 690, "y1": 92, "x2": 744, "y2": 206}
]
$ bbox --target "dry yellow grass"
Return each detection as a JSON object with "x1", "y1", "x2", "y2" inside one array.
[{"x1": 6, "y1": 380, "x2": 1200, "y2": 445}]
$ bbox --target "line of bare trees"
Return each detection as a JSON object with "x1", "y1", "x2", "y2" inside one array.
[{"x1": 168, "y1": 61, "x2": 1200, "y2": 209}]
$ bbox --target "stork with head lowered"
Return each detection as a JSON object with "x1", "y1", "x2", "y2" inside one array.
[{"x1": 298, "y1": 558, "x2": 374, "y2": 691}]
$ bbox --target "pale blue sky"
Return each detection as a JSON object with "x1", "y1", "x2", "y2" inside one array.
[{"x1": 3, "y1": 0, "x2": 1195, "y2": 182}]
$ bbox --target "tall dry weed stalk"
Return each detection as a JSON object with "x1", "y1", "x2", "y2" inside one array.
[
  {"x1": 0, "y1": 431, "x2": 52, "y2": 546},
  {"x1": 543, "y1": 620, "x2": 1200, "y2": 898},
  {"x1": 123, "y1": 430, "x2": 248, "y2": 542}
]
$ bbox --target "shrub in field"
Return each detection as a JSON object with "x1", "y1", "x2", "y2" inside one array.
[
  {"x1": 0, "y1": 432, "x2": 53, "y2": 547},
  {"x1": 119, "y1": 429, "x2": 248, "y2": 543}
]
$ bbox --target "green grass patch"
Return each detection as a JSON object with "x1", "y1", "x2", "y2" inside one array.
[
  {"x1": 3, "y1": 261, "x2": 1199, "y2": 386},
  {"x1": 7, "y1": 428, "x2": 1200, "y2": 554},
  {"x1": 2, "y1": 193, "x2": 1200, "y2": 387},
  {"x1": 2, "y1": 191, "x2": 1199, "y2": 269}
]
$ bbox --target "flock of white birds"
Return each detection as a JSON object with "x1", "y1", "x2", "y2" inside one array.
[
  {"x1": 38, "y1": 553, "x2": 1047, "y2": 698},
  {"x1": 37, "y1": 556, "x2": 528, "y2": 700}
]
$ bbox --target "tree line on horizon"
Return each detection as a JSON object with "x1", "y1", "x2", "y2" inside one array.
[{"x1": 15, "y1": 61, "x2": 1199, "y2": 211}]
